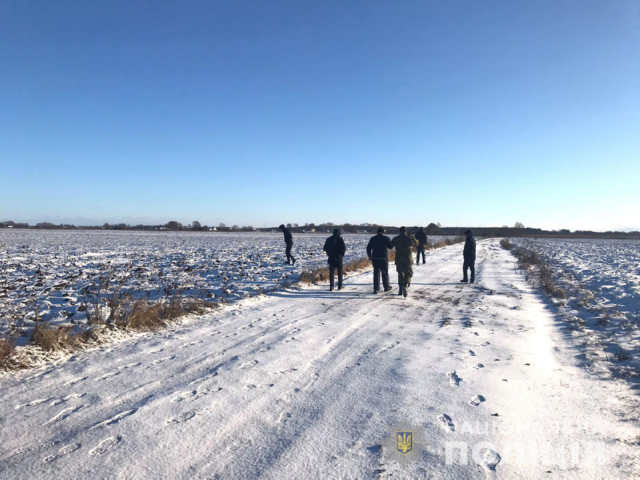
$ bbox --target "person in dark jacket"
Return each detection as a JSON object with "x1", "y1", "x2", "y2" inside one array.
[
  {"x1": 461, "y1": 229, "x2": 476, "y2": 283},
  {"x1": 366, "y1": 227, "x2": 393, "y2": 293},
  {"x1": 414, "y1": 227, "x2": 427, "y2": 265},
  {"x1": 323, "y1": 228, "x2": 346, "y2": 291},
  {"x1": 278, "y1": 224, "x2": 296, "y2": 265},
  {"x1": 392, "y1": 226, "x2": 417, "y2": 297}
]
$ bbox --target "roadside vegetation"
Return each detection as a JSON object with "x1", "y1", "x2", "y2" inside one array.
[
  {"x1": 1, "y1": 235, "x2": 463, "y2": 372},
  {"x1": 501, "y1": 237, "x2": 639, "y2": 382},
  {"x1": 500, "y1": 238, "x2": 566, "y2": 298},
  {"x1": 1, "y1": 292, "x2": 214, "y2": 372}
]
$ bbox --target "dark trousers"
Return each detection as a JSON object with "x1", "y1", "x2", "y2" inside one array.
[
  {"x1": 463, "y1": 258, "x2": 475, "y2": 283},
  {"x1": 329, "y1": 259, "x2": 343, "y2": 290},
  {"x1": 372, "y1": 258, "x2": 390, "y2": 291},
  {"x1": 397, "y1": 271, "x2": 412, "y2": 290},
  {"x1": 285, "y1": 243, "x2": 295, "y2": 264},
  {"x1": 416, "y1": 244, "x2": 426, "y2": 264}
]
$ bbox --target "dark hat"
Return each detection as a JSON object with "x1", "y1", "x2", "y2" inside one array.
[
  {"x1": 278, "y1": 224, "x2": 285, "y2": 229},
  {"x1": 332, "y1": 228, "x2": 340, "y2": 235},
  {"x1": 377, "y1": 226, "x2": 384, "y2": 234},
  {"x1": 399, "y1": 226, "x2": 406, "y2": 233},
  {"x1": 465, "y1": 229, "x2": 472, "y2": 235}
]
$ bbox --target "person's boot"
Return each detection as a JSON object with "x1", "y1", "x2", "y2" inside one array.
[
  {"x1": 398, "y1": 285, "x2": 404, "y2": 296},
  {"x1": 292, "y1": 257, "x2": 296, "y2": 266},
  {"x1": 384, "y1": 286, "x2": 392, "y2": 292},
  {"x1": 403, "y1": 286, "x2": 408, "y2": 298}
]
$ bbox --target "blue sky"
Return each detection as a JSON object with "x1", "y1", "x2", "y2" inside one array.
[{"x1": 2, "y1": 1, "x2": 639, "y2": 230}]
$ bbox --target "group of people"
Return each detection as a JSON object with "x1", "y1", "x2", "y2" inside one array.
[{"x1": 278, "y1": 224, "x2": 476, "y2": 298}]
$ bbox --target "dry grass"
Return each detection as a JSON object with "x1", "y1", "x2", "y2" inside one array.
[
  {"x1": 124, "y1": 296, "x2": 211, "y2": 331},
  {"x1": 0, "y1": 337, "x2": 17, "y2": 369},
  {"x1": 0, "y1": 294, "x2": 215, "y2": 372},
  {"x1": 300, "y1": 257, "x2": 372, "y2": 284},
  {"x1": 500, "y1": 238, "x2": 513, "y2": 250},
  {"x1": 500, "y1": 238, "x2": 565, "y2": 299},
  {"x1": 31, "y1": 324, "x2": 78, "y2": 351}
]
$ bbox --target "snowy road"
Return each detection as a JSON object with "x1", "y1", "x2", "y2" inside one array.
[{"x1": 1, "y1": 240, "x2": 638, "y2": 479}]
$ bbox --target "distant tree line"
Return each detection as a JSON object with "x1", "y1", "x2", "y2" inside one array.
[
  {"x1": 1, "y1": 219, "x2": 639, "y2": 239},
  {"x1": 0, "y1": 220, "x2": 257, "y2": 232}
]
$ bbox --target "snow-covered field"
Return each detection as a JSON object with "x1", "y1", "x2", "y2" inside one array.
[
  {"x1": 512, "y1": 238, "x2": 640, "y2": 380},
  {"x1": 1, "y1": 239, "x2": 638, "y2": 479},
  {"x1": 0, "y1": 229, "x2": 457, "y2": 342},
  {"x1": 0, "y1": 230, "x2": 378, "y2": 338}
]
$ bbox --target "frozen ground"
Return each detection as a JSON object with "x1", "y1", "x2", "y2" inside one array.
[
  {"x1": 1, "y1": 230, "x2": 409, "y2": 339},
  {"x1": 1, "y1": 239, "x2": 638, "y2": 479},
  {"x1": 0, "y1": 230, "x2": 456, "y2": 340},
  {"x1": 513, "y1": 238, "x2": 640, "y2": 381}
]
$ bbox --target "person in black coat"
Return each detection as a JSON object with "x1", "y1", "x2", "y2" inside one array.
[
  {"x1": 415, "y1": 227, "x2": 427, "y2": 265},
  {"x1": 279, "y1": 224, "x2": 296, "y2": 265},
  {"x1": 461, "y1": 229, "x2": 476, "y2": 283},
  {"x1": 323, "y1": 228, "x2": 346, "y2": 291},
  {"x1": 366, "y1": 227, "x2": 393, "y2": 293}
]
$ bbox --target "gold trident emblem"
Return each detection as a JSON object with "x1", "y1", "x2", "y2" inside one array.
[{"x1": 396, "y1": 431, "x2": 413, "y2": 454}]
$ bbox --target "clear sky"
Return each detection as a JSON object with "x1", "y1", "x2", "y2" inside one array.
[{"x1": 2, "y1": 1, "x2": 639, "y2": 230}]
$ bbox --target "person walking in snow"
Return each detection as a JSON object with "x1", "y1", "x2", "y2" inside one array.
[
  {"x1": 415, "y1": 227, "x2": 427, "y2": 265},
  {"x1": 391, "y1": 226, "x2": 417, "y2": 297},
  {"x1": 279, "y1": 224, "x2": 296, "y2": 265},
  {"x1": 461, "y1": 229, "x2": 476, "y2": 283},
  {"x1": 366, "y1": 227, "x2": 393, "y2": 293},
  {"x1": 323, "y1": 228, "x2": 346, "y2": 291}
]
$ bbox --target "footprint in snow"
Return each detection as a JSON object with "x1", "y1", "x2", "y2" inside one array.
[
  {"x1": 167, "y1": 411, "x2": 196, "y2": 424},
  {"x1": 44, "y1": 405, "x2": 83, "y2": 425},
  {"x1": 90, "y1": 408, "x2": 138, "y2": 429},
  {"x1": 64, "y1": 376, "x2": 88, "y2": 386},
  {"x1": 89, "y1": 436, "x2": 122, "y2": 456},
  {"x1": 97, "y1": 370, "x2": 121, "y2": 381},
  {"x1": 475, "y1": 363, "x2": 485, "y2": 369},
  {"x1": 58, "y1": 442, "x2": 82, "y2": 456},
  {"x1": 470, "y1": 395, "x2": 486, "y2": 406},
  {"x1": 50, "y1": 392, "x2": 86, "y2": 406},
  {"x1": 483, "y1": 448, "x2": 502, "y2": 471},
  {"x1": 469, "y1": 349, "x2": 476, "y2": 356},
  {"x1": 172, "y1": 390, "x2": 198, "y2": 402},
  {"x1": 240, "y1": 359, "x2": 259, "y2": 369},
  {"x1": 122, "y1": 361, "x2": 142, "y2": 369},
  {"x1": 438, "y1": 414, "x2": 455, "y2": 432},
  {"x1": 43, "y1": 442, "x2": 82, "y2": 463},
  {"x1": 448, "y1": 371, "x2": 462, "y2": 386},
  {"x1": 15, "y1": 398, "x2": 51, "y2": 410}
]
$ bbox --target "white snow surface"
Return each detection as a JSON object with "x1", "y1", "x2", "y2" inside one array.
[
  {"x1": 1, "y1": 240, "x2": 638, "y2": 479},
  {"x1": 512, "y1": 238, "x2": 640, "y2": 380},
  {"x1": 0, "y1": 229, "x2": 456, "y2": 340}
]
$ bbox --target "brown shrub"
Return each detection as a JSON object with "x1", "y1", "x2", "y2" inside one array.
[
  {"x1": 504, "y1": 243, "x2": 566, "y2": 299},
  {"x1": 126, "y1": 301, "x2": 166, "y2": 331},
  {"x1": 0, "y1": 337, "x2": 16, "y2": 369},
  {"x1": 124, "y1": 296, "x2": 212, "y2": 331},
  {"x1": 500, "y1": 238, "x2": 513, "y2": 250},
  {"x1": 31, "y1": 324, "x2": 80, "y2": 351}
]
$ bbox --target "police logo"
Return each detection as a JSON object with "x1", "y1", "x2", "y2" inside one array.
[{"x1": 396, "y1": 431, "x2": 413, "y2": 454}]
